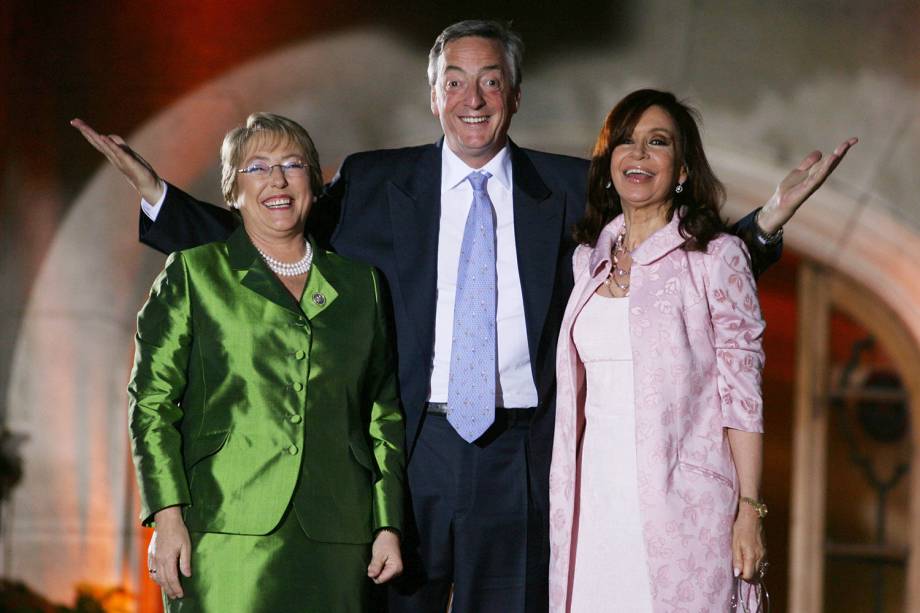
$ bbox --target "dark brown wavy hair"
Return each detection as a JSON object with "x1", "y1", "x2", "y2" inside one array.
[{"x1": 573, "y1": 89, "x2": 726, "y2": 250}]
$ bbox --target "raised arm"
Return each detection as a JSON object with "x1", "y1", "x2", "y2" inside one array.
[
  {"x1": 729, "y1": 137, "x2": 858, "y2": 278},
  {"x1": 140, "y1": 183, "x2": 237, "y2": 255},
  {"x1": 71, "y1": 118, "x2": 238, "y2": 254},
  {"x1": 727, "y1": 210, "x2": 780, "y2": 280}
]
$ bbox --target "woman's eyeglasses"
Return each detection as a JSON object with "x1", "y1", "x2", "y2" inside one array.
[{"x1": 238, "y1": 161, "x2": 307, "y2": 178}]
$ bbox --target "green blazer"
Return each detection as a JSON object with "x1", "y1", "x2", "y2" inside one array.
[{"x1": 128, "y1": 226, "x2": 404, "y2": 544}]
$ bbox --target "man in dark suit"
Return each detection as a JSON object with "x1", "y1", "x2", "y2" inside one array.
[{"x1": 73, "y1": 19, "x2": 854, "y2": 612}]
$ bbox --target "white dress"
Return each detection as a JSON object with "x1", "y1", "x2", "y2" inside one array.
[{"x1": 569, "y1": 293, "x2": 653, "y2": 612}]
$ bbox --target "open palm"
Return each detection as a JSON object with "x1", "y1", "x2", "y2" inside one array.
[{"x1": 758, "y1": 137, "x2": 858, "y2": 234}]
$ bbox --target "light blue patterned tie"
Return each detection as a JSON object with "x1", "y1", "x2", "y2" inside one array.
[{"x1": 447, "y1": 171, "x2": 496, "y2": 442}]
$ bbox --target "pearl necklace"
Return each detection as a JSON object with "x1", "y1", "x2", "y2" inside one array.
[
  {"x1": 604, "y1": 228, "x2": 631, "y2": 294},
  {"x1": 256, "y1": 239, "x2": 313, "y2": 277}
]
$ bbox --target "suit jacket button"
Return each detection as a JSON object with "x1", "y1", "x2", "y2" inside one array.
[
  {"x1": 292, "y1": 382, "x2": 304, "y2": 392},
  {"x1": 294, "y1": 350, "x2": 306, "y2": 360},
  {"x1": 287, "y1": 444, "x2": 298, "y2": 455},
  {"x1": 289, "y1": 414, "x2": 302, "y2": 424}
]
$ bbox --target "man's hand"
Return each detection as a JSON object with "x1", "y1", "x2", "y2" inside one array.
[
  {"x1": 148, "y1": 506, "x2": 192, "y2": 599},
  {"x1": 757, "y1": 137, "x2": 858, "y2": 235},
  {"x1": 70, "y1": 118, "x2": 164, "y2": 204},
  {"x1": 367, "y1": 529, "x2": 403, "y2": 584}
]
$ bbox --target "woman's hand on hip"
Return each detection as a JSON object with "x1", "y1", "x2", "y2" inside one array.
[
  {"x1": 148, "y1": 506, "x2": 192, "y2": 599},
  {"x1": 732, "y1": 505, "x2": 766, "y2": 582},
  {"x1": 367, "y1": 529, "x2": 403, "y2": 584}
]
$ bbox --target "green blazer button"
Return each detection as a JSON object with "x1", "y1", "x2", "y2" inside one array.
[
  {"x1": 294, "y1": 350, "x2": 306, "y2": 360},
  {"x1": 288, "y1": 414, "x2": 302, "y2": 424},
  {"x1": 292, "y1": 382, "x2": 304, "y2": 392},
  {"x1": 287, "y1": 445, "x2": 298, "y2": 455}
]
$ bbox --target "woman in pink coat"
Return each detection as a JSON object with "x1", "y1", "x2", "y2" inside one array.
[{"x1": 548, "y1": 89, "x2": 767, "y2": 612}]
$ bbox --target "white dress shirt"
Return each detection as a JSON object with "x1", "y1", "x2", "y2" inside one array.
[
  {"x1": 427, "y1": 144, "x2": 538, "y2": 408},
  {"x1": 140, "y1": 182, "x2": 167, "y2": 220}
]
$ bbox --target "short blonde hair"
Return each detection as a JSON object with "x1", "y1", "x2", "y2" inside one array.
[{"x1": 220, "y1": 112, "x2": 323, "y2": 206}]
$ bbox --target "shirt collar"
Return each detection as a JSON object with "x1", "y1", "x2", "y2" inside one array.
[{"x1": 441, "y1": 143, "x2": 512, "y2": 193}]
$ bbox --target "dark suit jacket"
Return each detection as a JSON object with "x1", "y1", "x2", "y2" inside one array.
[
  {"x1": 325, "y1": 141, "x2": 589, "y2": 515},
  {"x1": 139, "y1": 138, "x2": 777, "y2": 517}
]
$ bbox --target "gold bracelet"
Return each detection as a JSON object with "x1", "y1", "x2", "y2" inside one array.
[{"x1": 740, "y1": 496, "x2": 768, "y2": 519}]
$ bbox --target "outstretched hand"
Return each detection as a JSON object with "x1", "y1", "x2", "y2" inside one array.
[
  {"x1": 757, "y1": 137, "x2": 858, "y2": 235},
  {"x1": 70, "y1": 118, "x2": 164, "y2": 204}
]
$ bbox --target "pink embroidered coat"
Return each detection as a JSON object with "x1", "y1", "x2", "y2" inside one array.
[{"x1": 548, "y1": 213, "x2": 765, "y2": 612}]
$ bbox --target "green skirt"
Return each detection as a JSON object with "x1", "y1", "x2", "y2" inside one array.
[{"x1": 165, "y1": 507, "x2": 371, "y2": 612}]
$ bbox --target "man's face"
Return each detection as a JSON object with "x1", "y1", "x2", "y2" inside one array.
[{"x1": 430, "y1": 36, "x2": 521, "y2": 169}]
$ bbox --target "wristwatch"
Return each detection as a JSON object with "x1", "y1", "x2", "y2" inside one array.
[{"x1": 754, "y1": 208, "x2": 784, "y2": 246}]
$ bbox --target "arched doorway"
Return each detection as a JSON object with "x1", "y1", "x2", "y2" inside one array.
[{"x1": 790, "y1": 262, "x2": 917, "y2": 612}]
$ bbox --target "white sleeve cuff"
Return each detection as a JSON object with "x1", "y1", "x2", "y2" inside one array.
[{"x1": 140, "y1": 182, "x2": 168, "y2": 221}]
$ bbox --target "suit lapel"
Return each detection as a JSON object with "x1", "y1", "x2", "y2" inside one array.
[
  {"x1": 510, "y1": 141, "x2": 566, "y2": 364},
  {"x1": 385, "y1": 140, "x2": 566, "y2": 380},
  {"x1": 388, "y1": 142, "x2": 442, "y2": 367},
  {"x1": 227, "y1": 225, "x2": 303, "y2": 315},
  {"x1": 300, "y1": 237, "x2": 339, "y2": 318}
]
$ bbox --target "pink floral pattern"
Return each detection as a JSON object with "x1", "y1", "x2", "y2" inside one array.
[{"x1": 549, "y1": 214, "x2": 765, "y2": 612}]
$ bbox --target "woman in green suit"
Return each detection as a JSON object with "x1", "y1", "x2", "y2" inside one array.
[{"x1": 128, "y1": 113, "x2": 404, "y2": 612}]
